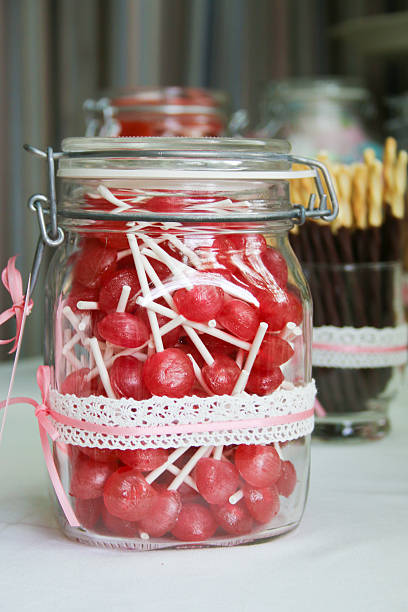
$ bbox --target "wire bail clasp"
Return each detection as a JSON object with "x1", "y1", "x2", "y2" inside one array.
[
  {"x1": 289, "y1": 155, "x2": 339, "y2": 223},
  {"x1": 24, "y1": 145, "x2": 65, "y2": 294}
]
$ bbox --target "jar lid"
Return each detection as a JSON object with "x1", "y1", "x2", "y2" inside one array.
[{"x1": 58, "y1": 137, "x2": 317, "y2": 180}]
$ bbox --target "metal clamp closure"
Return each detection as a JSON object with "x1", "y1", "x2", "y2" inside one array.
[{"x1": 24, "y1": 146, "x2": 65, "y2": 294}]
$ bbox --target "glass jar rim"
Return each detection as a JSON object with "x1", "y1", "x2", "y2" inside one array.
[
  {"x1": 57, "y1": 137, "x2": 319, "y2": 181},
  {"x1": 61, "y1": 136, "x2": 291, "y2": 155}
]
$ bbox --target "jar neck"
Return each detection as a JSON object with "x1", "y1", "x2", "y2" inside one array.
[{"x1": 59, "y1": 179, "x2": 292, "y2": 235}]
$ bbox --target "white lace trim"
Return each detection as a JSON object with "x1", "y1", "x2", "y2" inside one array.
[
  {"x1": 312, "y1": 324, "x2": 408, "y2": 368},
  {"x1": 48, "y1": 382, "x2": 316, "y2": 450}
]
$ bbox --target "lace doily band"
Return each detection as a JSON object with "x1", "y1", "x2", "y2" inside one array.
[
  {"x1": 312, "y1": 324, "x2": 408, "y2": 368},
  {"x1": 48, "y1": 381, "x2": 316, "y2": 450}
]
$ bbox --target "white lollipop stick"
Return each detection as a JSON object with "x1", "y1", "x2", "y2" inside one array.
[
  {"x1": 142, "y1": 248, "x2": 258, "y2": 306},
  {"x1": 64, "y1": 329, "x2": 73, "y2": 374},
  {"x1": 85, "y1": 347, "x2": 147, "y2": 381},
  {"x1": 98, "y1": 184, "x2": 132, "y2": 210},
  {"x1": 116, "y1": 249, "x2": 132, "y2": 261},
  {"x1": 145, "y1": 447, "x2": 190, "y2": 484},
  {"x1": 208, "y1": 319, "x2": 217, "y2": 328},
  {"x1": 63, "y1": 331, "x2": 82, "y2": 354},
  {"x1": 167, "y1": 446, "x2": 213, "y2": 491},
  {"x1": 229, "y1": 490, "x2": 244, "y2": 505},
  {"x1": 159, "y1": 315, "x2": 185, "y2": 337},
  {"x1": 187, "y1": 354, "x2": 212, "y2": 395},
  {"x1": 232, "y1": 322, "x2": 268, "y2": 394},
  {"x1": 127, "y1": 234, "x2": 163, "y2": 352},
  {"x1": 136, "y1": 297, "x2": 252, "y2": 351},
  {"x1": 138, "y1": 235, "x2": 193, "y2": 289},
  {"x1": 213, "y1": 446, "x2": 223, "y2": 460},
  {"x1": 76, "y1": 301, "x2": 99, "y2": 311},
  {"x1": 164, "y1": 234, "x2": 202, "y2": 268},
  {"x1": 63, "y1": 306, "x2": 84, "y2": 332},
  {"x1": 274, "y1": 442, "x2": 284, "y2": 461},
  {"x1": 281, "y1": 321, "x2": 302, "y2": 344},
  {"x1": 87, "y1": 337, "x2": 116, "y2": 398},
  {"x1": 235, "y1": 349, "x2": 245, "y2": 369},
  {"x1": 165, "y1": 464, "x2": 199, "y2": 491},
  {"x1": 116, "y1": 285, "x2": 131, "y2": 313},
  {"x1": 140, "y1": 257, "x2": 214, "y2": 365}
]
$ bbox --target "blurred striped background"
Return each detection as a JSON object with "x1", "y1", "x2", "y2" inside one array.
[{"x1": 1, "y1": 0, "x2": 407, "y2": 358}]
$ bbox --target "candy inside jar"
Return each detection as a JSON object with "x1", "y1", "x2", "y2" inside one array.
[
  {"x1": 84, "y1": 87, "x2": 229, "y2": 137},
  {"x1": 36, "y1": 137, "x2": 336, "y2": 550}
]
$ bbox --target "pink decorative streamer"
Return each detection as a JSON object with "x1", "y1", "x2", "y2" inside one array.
[
  {"x1": 0, "y1": 257, "x2": 33, "y2": 354},
  {"x1": 0, "y1": 370, "x2": 80, "y2": 528}
]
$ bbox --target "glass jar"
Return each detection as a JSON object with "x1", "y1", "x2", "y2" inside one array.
[
  {"x1": 303, "y1": 262, "x2": 406, "y2": 440},
  {"x1": 84, "y1": 87, "x2": 229, "y2": 137},
  {"x1": 26, "y1": 137, "x2": 337, "y2": 550},
  {"x1": 255, "y1": 78, "x2": 380, "y2": 163}
]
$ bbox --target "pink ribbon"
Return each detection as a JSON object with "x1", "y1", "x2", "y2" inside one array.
[
  {"x1": 0, "y1": 257, "x2": 33, "y2": 354},
  {"x1": 312, "y1": 342, "x2": 407, "y2": 354},
  {"x1": 0, "y1": 366, "x2": 79, "y2": 528},
  {"x1": 45, "y1": 405, "x2": 315, "y2": 437}
]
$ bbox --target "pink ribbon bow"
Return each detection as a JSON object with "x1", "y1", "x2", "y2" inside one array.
[
  {"x1": 0, "y1": 257, "x2": 33, "y2": 354},
  {"x1": 0, "y1": 365, "x2": 79, "y2": 528}
]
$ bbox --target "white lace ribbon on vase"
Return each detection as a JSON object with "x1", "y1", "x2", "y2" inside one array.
[
  {"x1": 48, "y1": 381, "x2": 316, "y2": 450},
  {"x1": 312, "y1": 324, "x2": 408, "y2": 368}
]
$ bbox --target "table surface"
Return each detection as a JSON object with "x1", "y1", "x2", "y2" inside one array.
[{"x1": 0, "y1": 357, "x2": 407, "y2": 612}]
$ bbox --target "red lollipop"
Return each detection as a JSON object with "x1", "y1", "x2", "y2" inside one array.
[
  {"x1": 70, "y1": 453, "x2": 117, "y2": 499},
  {"x1": 103, "y1": 467, "x2": 156, "y2": 521},
  {"x1": 138, "y1": 489, "x2": 182, "y2": 537},
  {"x1": 212, "y1": 501, "x2": 253, "y2": 536},
  {"x1": 260, "y1": 247, "x2": 288, "y2": 287},
  {"x1": 67, "y1": 283, "x2": 99, "y2": 313},
  {"x1": 244, "y1": 484, "x2": 280, "y2": 524},
  {"x1": 101, "y1": 506, "x2": 140, "y2": 538},
  {"x1": 202, "y1": 355, "x2": 240, "y2": 395},
  {"x1": 195, "y1": 457, "x2": 239, "y2": 505},
  {"x1": 98, "y1": 312, "x2": 149, "y2": 348},
  {"x1": 96, "y1": 230, "x2": 131, "y2": 251},
  {"x1": 60, "y1": 368, "x2": 95, "y2": 397},
  {"x1": 257, "y1": 290, "x2": 302, "y2": 331},
  {"x1": 80, "y1": 447, "x2": 118, "y2": 463},
  {"x1": 235, "y1": 444, "x2": 281, "y2": 488},
  {"x1": 118, "y1": 448, "x2": 168, "y2": 471},
  {"x1": 171, "y1": 503, "x2": 217, "y2": 542},
  {"x1": 173, "y1": 284, "x2": 224, "y2": 322},
  {"x1": 110, "y1": 356, "x2": 150, "y2": 400},
  {"x1": 253, "y1": 336, "x2": 294, "y2": 370},
  {"x1": 216, "y1": 299, "x2": 260, "y2": 341},
  {"x1": 73, "y1": 240, "x2": 117, "y2": 288},
  {"x1": 276, "y1": 460, "x2": 297, "y2": 498},
  {"x1": 142, "y1": 348, "x2": 195, "y2": 398},
  {"x1": 75, "y1": 497, "x2": 103, "y2": 530},
  {"x1": 246, "y1": 368, "x2": 283, "y2": 396},
  {"x1": 98, "y1": 269, "x2": 141, "y2": 312}
]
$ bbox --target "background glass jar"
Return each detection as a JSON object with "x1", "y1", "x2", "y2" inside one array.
[
  {"x1": 84, "y1": 87, "x2": 229, "y2": 137},
  {"x1": 255, "y1": 77, "x2": 380, "y2": 163},
  {"x1": 304, "y1": 261, "x2": 406, "y2": 440},
  {"x1": 37, "y1": 137, "x2": 333, "y2": 550}
]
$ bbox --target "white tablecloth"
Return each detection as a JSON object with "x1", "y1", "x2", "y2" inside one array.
[{"x1": 0, "y1": 357, "x2": 407, "y2": 612}]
